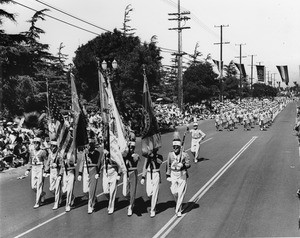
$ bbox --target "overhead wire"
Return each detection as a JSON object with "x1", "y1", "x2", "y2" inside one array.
[
  {"x1": 11, "y1": 0, "x2": 196, "y2": 62},
  {"x1": 11, "y1": 0, "x2": 103, "y2": 36},
  {"x1": 34, "y1": 0, "x2": 112, "y2": 33}
]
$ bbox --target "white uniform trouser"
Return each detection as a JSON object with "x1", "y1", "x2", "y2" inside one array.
[
  {"x1": 170, "y1": 175, "x2": 187, "y2": 213},
  {"x1": 83, "y1": 166, "x2": 98, "y2": 211},
  {"x1": 49, "y1": 168, "x2": 61, "y2": 207},
  {"x1": 61, "y1": 169, "x2": 75, "y2": 208},
  {"x1": 124, "y1": 170, "x2": 138, "y2": 208},
  {"x1": 146, "y1": 171, "x2": 160, "y2": 213},
  {"x1": 191, "y1": 138, "x2": 201, "y2": 153},
  {"x1": 31, "y1": 165, "x2": 44, "y2": 205},
  {"x1": 103, "y1": 167, "x2": 118, "y2": 212}
]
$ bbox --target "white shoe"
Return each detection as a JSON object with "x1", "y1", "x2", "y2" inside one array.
[
  {"x1": 33, "y1": 203, "x2": 39, "y2": 209},
  {"x1": 108, "y1": 209, "x2": 114, "y2": 215},
  {"x1": 177, "y1": 211, "x2": 182, "y2": 217},
  {"x1": 65, "y1": 206, "x2": 71, "y2": 212},
  {"x1": 150, "y1": 211, "x2": 155, "y2": 218},
  {"x1": 127, "y1": 206, "x2": 133, "y2": 216},
  {"x1": 52, "y1": 205, "x2": 58, "y2": 210},
  {"x1": 88, "y1": 208, "x2": 94, "y2": 214}
]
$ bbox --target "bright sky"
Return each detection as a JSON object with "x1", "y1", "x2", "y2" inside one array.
[{"x1": 2, "y1": 0, "x2": 300, "y2": 85}]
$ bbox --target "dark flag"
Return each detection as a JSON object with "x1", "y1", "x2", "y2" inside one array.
[
  {"x1": 70, "y1": 73, "x2": 88, "y2": 147},
  {"x1": 276, "y1": 65, "x2": 289, "y2": 86},
  {"x1": 235, "y1": 63, "x2": 247, "y2": 78},
  {"x1": 141, "y1": 67, "x2": 161, "y2": 156},
  {"x1": 212, "y1": 59, "x2": 223, "y2": 72},
  {"x1": 256, "y1": 65, "x2": 265, "y2": 82}
]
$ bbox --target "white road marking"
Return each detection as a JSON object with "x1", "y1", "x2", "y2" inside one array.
[
  {"x1": 14, "y1": 137, "x2": 213, "y2": 238},
  {"x1": 153, "y1": 136, "x2": 257, "y2": 238}
]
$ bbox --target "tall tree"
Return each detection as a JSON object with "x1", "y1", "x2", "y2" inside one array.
[
  {"x1": 183, "y1": 61, "x2": 218, "y2": 103},
  {"x1": 73, "y1": 29, "x2": 162, "y2": 114}
]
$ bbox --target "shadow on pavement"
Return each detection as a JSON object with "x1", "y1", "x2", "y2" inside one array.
[{"x1": 156, "y1": 200, "x2": 176, "y2": 215}]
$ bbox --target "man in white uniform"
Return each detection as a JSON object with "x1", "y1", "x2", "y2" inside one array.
[
  {"x1": 187, "y1": 122, "x2": 206, "y2": 163},
  {"x1": 25, "y1": 137, "x2": 47, "y2": 208},
  {"x1": 166, "y1": 134, "x2": 191, "y2": 217}
]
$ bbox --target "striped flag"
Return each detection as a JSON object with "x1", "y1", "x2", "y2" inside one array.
[
  {"x1": 141, "y1": 68, "x2": 161, "y2": 156},
  {"x1": 48, "y1": 91, "x2": 73, "y2": 160},
  {"x1": 276, "y1": 65, "x2": 289, "y2": 86}
]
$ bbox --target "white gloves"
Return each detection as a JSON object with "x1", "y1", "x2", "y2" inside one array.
[
  {"x1": 140, "y1": 178, "x2": 145, "y2": 185},
  {"x1": 166, "y1": 177, "x2": 172, "y2": 182},
  {"x1": 43, "y1": 173, "x2": 49, "y2": 178},
  {"x1": 95, "y1": 174, "x2": 99, "y2": 180},
  {"x1": 77, "y1": 175, "x2": 82, "y2": 181},
  {"x1": 116, "y1": 175, "x2": 121, "y2": 181},
  {"x1": 25, "y1": 170, "x2": 30, "y2": 176},
  {"x1": 176, "y1": 162, "x2": 183, "y2": 170}
]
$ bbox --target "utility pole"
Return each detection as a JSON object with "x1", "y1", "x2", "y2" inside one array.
[
  {"x1": 214, "y1": 25, "x2": 229, "y2": 102},
  {"x1": 271, "y1": 73, "x2": 277, "y2": 87},
  {"x1": 267, "y1": 71, "x2": 270, "y2": 85},
  {"x1": 235, "y1": 43, "x2": 246, "y2": 100},
  {"x1": 168, "y1": 0, "x2": 190, "y2": 112},
  {"x1": 248, "y1": 54, "x2": 256, "y2": 91}
]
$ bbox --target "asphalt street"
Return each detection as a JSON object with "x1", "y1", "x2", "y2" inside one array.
[{"x1": 1, "y1": 102, "x2": 300, "y2": 238}]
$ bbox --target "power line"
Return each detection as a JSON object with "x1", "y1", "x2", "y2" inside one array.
[
  {"x1": 34, "y1": 0, "x2": 112, "y2": 33},
  {"x1": 11, "y1": 0, "x2": 103, "y2": 36}
]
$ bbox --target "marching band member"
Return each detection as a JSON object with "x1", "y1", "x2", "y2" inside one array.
[
  {"x1": 123, "y1": 139, "x2": 140, "y2": 216},
  {"x1": 166, "y1": 132, "x2": 191, "y2": 217},
  {"x1": 78, "y1": 138, "x2": 102, "y2": 214},
  {"x1": 101, "y1": 142, "x2": 122, "y2": 215},
  {"x1": 187, "y1": 122, "x2": 206, "y2": 163},
  {"x1": 59, "y1": 146, "x2": 76, "y2": 212},
  {"x1": 25, "y1": 137, "x2": 47, "y2": 208},
  {"x1": 140, "y1": 147, "x2": 163, "y2": 218},
  {"x1": 44, "y1": 140, "x2": 62, "y2": 210}
]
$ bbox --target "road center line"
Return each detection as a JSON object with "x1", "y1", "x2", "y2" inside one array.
[
  {"x1": 14, "y1": 137, "x2": 213, "y2": 238},
  {"x1": 153, "y1": 136, "x2": 257, "y2": 238}
]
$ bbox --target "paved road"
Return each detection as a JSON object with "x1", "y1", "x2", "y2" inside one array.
[{"x1": 1, "y1": 102, "x2": 300, "y2": 238}]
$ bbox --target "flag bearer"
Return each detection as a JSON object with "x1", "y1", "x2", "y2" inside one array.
[
  {"x1": 59, "y1": 148, "x2": 76, "y2": 212},
  {"x1": 101, "y1": 144, "x2": 121, "y2": 215},
  {"x1": 44, "y1": 140, "x2": 62, "y2": 210},
  {"x1": 140, "y1": 147, "x2": 163, "y2": 218},
  {"x1": 166, "y1": 133, "x2": 191, "y2": 217},
  {"x1": 77, "y1": 138, "x2": 102, "y2": 214},
  {"x1": 123, "y1": 139, "x2": 140, "y2": 216},
  {"x1": 25, "y1": 137, "x2": 47, "y2": 208}
]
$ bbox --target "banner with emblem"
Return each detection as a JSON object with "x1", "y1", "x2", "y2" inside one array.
[
  {"x1": 276, "y1": 65, "x2": 289, "y2": 86},
  {"x1": 256, "y1": 65, "x2": 265, "y2": 82},
  {"x1": 141, "y1": 67, "x2": 161, "y2": 156}
]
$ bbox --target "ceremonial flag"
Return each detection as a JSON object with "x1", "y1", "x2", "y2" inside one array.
[
  {"x1": 141, "y1": 69, "x2": 161, "y2": 156},
  {"x1": 276, "y1": 65, "x2": 289, "y2": 85},
  {"x1": 71, "y1": 73, "x2": 88, "y2": 147},
  {"x1": 48, "y1": 92, "x2": 73, "y2": 160},
  {"x1": 256, "y1": 65, "x2": 265, "y2": 82},
  {"x1": 98, "y1": 68, "x2": 127, "y2": 173},
  {"x1": 98, "y1": 68, "x2": 109, "y2": 125},
  {"x1": 235, "y1": 63, "x2": 247, "y2": 78},
  {"x1": 107, "y1": 82, "x2": 128, "y2": 156}
]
